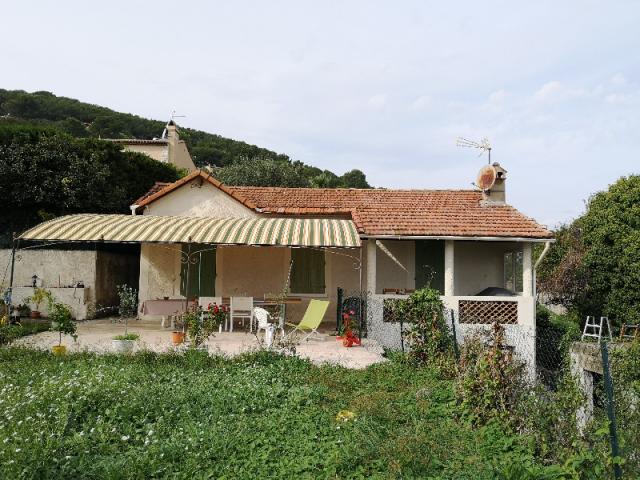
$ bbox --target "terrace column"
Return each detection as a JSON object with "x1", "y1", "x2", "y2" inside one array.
[
  {"x1": 522, "y1": 243, "x2": 533, "y2": 297},
  {"x1": 366, "y1": 239, "x2": 377, "y2": 294},
  {"x1": 444, "y1": 240, "x2": 455, "y2": 296}
]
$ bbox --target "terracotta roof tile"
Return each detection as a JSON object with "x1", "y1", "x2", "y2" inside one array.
[
  {"x1": 229, "y1": 186, "x2": 553, "y2": 239},
  {"x1": 133, "y1": 171, "x2": 553, "y2": 239}
]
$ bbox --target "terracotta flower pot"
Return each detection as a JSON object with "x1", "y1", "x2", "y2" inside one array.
[
  {"x1": 30, "y1": 311, "x2": 41, "y2": 319},
  {"x1": 171, "y1": 331, "x2": 186, "y2": 345},
  {"x1": 52, "y1": 345, "x2": 67, "y2": 356}
]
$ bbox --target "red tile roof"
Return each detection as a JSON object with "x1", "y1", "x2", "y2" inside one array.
[{"x1": 133, "y1": 170, "x2": 553, "y2": 239}]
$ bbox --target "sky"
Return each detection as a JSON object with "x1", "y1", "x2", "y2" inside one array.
[{"x1": 4, "y1": 1, "x2": 640, "y2": 228}]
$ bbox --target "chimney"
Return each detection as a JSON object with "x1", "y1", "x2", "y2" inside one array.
[{"x1": 482, "y1": 162, "x2": 507, "y2": 204}]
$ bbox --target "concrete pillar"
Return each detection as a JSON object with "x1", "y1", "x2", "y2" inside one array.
[
  {"x1": 366, "y1": 239, "x2": 377, "y2": 294},
  {"x1": 522, "y1": 243, "x2": 533, "y2": 297},
  {"x1": 444, "y1": 240, "x2": 455, "y2": 296}
]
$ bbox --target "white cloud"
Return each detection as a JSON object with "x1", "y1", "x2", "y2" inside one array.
[
  {"x1": 534, "y1": 81, "x2": 563, "y2": 100},
  {"x1": 367, "y1": 94, "x2": 387, "y2": 110},
  {"x1": 610, "y1": 73, "x2": 627, "y2": 86},
  {"x1": 409, "y1": 95, "x2": 431, "y2": 111}
]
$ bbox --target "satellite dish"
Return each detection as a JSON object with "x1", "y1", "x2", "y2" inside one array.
[{"x1": 476, "y1": 164, "x2": 497, "y2": 191}]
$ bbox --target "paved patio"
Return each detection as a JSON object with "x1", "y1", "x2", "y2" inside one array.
[{"x1": 15, "y1": 318, "x2": 387, "y2": 369}]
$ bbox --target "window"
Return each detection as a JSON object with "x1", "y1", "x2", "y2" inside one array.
[
  {"x1": 503, "y1": 251, "x2": 523, "y2": 293},
  {"x1": 290, "y1": 248, "x2": 326, "y2": 294},
  {"x1": 180, "y1": 244, "x2": 216, "y2": 298}
]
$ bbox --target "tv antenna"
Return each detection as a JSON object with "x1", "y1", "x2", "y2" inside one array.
[
  {"x1": 456, "y1": 137, "x2": 492, "y2": 164},
  {"x1": 162, "y1": 111, "x2": 186, "y2": 138}
]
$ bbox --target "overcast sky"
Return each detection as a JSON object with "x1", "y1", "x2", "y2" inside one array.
[{"x1": 4, "y1": 1, "x2": 640, "y2": 228}]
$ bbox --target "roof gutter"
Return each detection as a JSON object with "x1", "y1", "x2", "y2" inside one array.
[{"x1": 360, "y1": 234, "x2": 555, "y2": 243}]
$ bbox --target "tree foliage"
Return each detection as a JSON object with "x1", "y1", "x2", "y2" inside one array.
[
  {"x1": 0, "y1": 125, "x2": 180, "y2": 246},
  {"x1": 0, "y1": 89, "x2": 371, "y2": 188},
  {"x1": 538, "y1": 175, "x2": 640, "y2": 323}
]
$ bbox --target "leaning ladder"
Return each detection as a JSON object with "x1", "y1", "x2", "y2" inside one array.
[{"x1": 582, "y1": 315, "x2": 613, "y2": 343}]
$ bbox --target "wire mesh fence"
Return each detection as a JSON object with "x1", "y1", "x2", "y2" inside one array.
[{"x1": 335, "y1": 287, "x2": 639, "y2": 478}]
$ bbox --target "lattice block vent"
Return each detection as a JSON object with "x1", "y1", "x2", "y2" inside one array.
[{"x1": 458, "y1": 300, "x2": 518, "y2": 324}]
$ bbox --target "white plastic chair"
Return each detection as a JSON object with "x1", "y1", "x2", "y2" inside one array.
[
  {"x1": 230, "y1": 297, "x2": 253, "y2": 332},
  {"x1": 199, "y1": 296, "x2": 226, "y2": 332},
  {"x1": 252, "y1": 307, "x2": 271, "y2": 337}
]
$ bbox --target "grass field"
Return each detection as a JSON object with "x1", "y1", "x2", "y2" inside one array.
[{"x1": 0, "y1": 347, "x2": 556, "y2": 479}]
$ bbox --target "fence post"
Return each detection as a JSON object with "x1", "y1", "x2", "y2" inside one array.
[
  {"x1": 600, "y1": 341, "x2": 622, "y2": 480},
  {"x1": 399, "y1": 314, "x2": 405, "y2": 353},
  {"x1": 336, "y1": 287, "x2": 343, "y2": 336},
  {"x1": 450, "y1": 309, "x2": 460, "y2": 362}
]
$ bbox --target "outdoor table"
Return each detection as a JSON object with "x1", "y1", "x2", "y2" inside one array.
[
  {"x1": 216, "y1": 296, "x2": 301, "y2": 332},
  {"x1": 141, "y1": 299, "x2": 196, "y2": 328}
]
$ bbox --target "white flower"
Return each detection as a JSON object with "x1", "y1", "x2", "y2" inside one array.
[
  {"x1": 121, "y1": 435, "x2": 129, "y2": 441},
  {"x1": 15, "y1": 448, "x2": 21, "y2": 453}
]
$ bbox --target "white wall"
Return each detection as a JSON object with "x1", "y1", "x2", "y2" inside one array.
[
  {"x1": 142, "y1": 179, "x2": 257, "y2": 218},
  {"x1": 453, "y1": 241, "x2": 521, "y2": 296},
  {"x1": 138, "y1": 243, "x2": 181, "y2": 304},
  {"x1": 374, "y1": 240, "x2": 415, "y2": 293},
  {"x1": 0, "y1": 248, "x2": 98, "y2": 320}
]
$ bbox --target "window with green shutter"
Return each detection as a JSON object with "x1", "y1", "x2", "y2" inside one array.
[
  {"x1": 180, "y1": 244, "x2": 216, "y2": 298},
  {"x1": 290, "y1": 248, "x2": 326, "y2": 294}
]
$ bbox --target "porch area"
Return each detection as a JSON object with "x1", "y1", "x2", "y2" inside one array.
[{"x1": 14, "y1": 318, "x2": 386, "y2": 369}]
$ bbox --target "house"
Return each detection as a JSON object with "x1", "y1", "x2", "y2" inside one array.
[
  {"x1": 107, "y1": 120, "x2": 197, "y2": 173},
  {"x1": 14, "y1": 160, "x2": 552, "y2": 373}
]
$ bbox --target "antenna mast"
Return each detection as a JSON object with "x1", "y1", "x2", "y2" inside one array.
[{"x1": 456, "y1": 137, "x2": 492, "y2": 164}]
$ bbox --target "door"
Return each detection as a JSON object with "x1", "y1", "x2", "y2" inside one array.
[
  {"x1": 415, "y1": 240, "x2": 444, "y2": 293},
  {"x1": 180, "y1": 244, "x2": 216, "y2": 298}
]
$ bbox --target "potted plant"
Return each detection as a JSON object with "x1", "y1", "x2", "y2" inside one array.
[
  {"x1": 112, "y1": 284, "x2": 139, "y2": 354},
  {"x1": 49, "y1": 302, "x2": 76, "y2": 355},
  {"x1": 184, "y1": 303, "x2": 222, "y2": 349},
  {"x1": 24, "y1": 287, "x2": 53, "y2": 319}
]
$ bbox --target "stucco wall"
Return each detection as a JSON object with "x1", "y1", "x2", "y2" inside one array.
[
  {"x1": 0, "y1": 249, "x2": 97, "y2": 290},
  {"x1": 0, "y1": 248, "x2": 98, "y2": 320},
  {"x1": 142, "y1": 179, "x2": 257, "y2": 218},
  {"x1": 168, "y1": 139, "x2": 196, "y2": 172},
  {"x1": 138, "y1": 243, "x2": 181, "y2": 305},
  {"x1": 374, "y1": 240, "x2": 415, "y2": 293},
  {"x1": 452, "y1": 241, "x2": 521, "y2": 296},
  {"x1": 137, "y1": 243, "x2": 362, "y2": 325},
  {"x1": 123, "y1": 144, "x2": 168, "y2": 163}
]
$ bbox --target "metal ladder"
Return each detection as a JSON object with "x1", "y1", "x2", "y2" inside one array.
[{"x1": 581, "y1": 315, "x2": 613, "y2": 343}]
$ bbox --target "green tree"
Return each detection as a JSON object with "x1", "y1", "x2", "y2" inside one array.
[
  {"x1": 339, "y1": 169, "x2": 370, "y2": 188},
  {"x1": 538, "y1": 175, "x2": 640, "y2": 323},
  {"x1": 216, "y1": 157, "x2": 311, "y2": 187},
  {"x1": 0, "y1": 126, "x2": 180, "y2": 246}
]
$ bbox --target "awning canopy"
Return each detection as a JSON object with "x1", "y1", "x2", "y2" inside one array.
[{"x1": 19, "y1": 214, "x2": 361, "y2": 248}]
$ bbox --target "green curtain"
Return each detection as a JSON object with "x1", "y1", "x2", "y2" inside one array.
[
  {"x1": 180, "y1": 244, "x2": 216, "y2": 298},
  {"x1": 290, "y1": 248, "x2": 325, "y2": 294}
]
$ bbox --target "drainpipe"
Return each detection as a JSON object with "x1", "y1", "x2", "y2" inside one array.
[
  {"x1": 130, "y1": 205, "x2": 138, "y2": 215},
  {"x1": 533, "y1": 241, "x2": 552, "y2": 310}
]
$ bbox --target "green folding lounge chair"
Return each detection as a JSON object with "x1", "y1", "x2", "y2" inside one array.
[{"x1": 285, "y1": 299, "x2": 330, "y2": 341}]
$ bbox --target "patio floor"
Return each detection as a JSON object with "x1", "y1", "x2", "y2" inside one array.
[{"x1": 15, "y1": 318, "x2": 387, "y2": 369}]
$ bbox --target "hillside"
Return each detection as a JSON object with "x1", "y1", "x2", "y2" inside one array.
[{"x1": 0, "y1": 89, "x2": 370, "y2": 188}]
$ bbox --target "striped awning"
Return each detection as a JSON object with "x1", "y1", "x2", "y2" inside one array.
[{"x1": 19, "y1": 214, "x2": 361, "y2": 248}]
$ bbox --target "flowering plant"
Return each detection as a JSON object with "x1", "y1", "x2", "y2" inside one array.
[
  {"x1": 340, "y1": 310, "x2": 361, "y2": 347},
  {"x1": 207, "y1": 303, "x2": 228, "y2": 330}
]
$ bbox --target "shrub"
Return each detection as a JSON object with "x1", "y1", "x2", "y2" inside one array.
[
  {"x1": 390, "y1": 288, "x2": 454, "y2": 367},
  {"x1": 0, "y1": 321, "x2": 51, "y2": 345},
  {"x1": 456, "y1": 322, "x2": 526, "y2": 426}
]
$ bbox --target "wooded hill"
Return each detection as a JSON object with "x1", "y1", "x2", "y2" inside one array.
[{"x1": 0, "y1": 89, "x2": 370, "y2": 188}]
